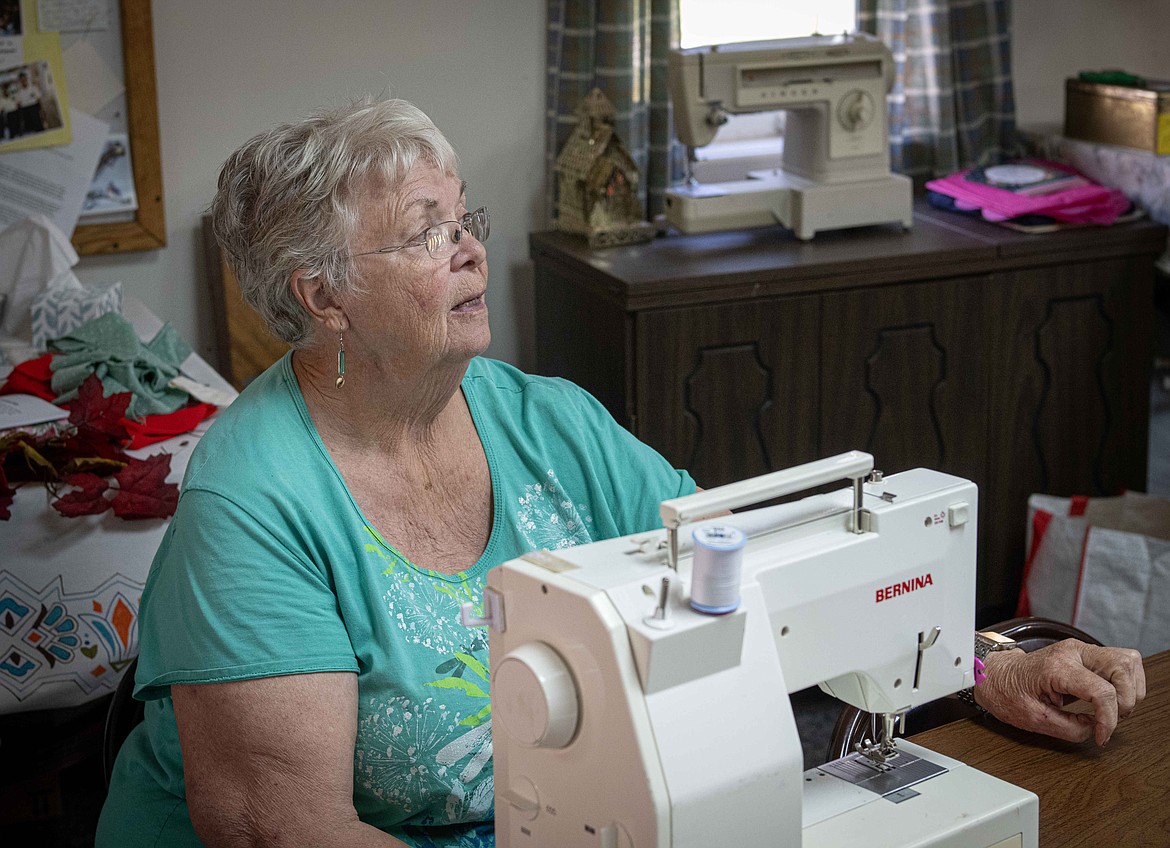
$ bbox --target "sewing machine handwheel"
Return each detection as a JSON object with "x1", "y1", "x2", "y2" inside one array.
[{"x1": 495, "y1": 642, "x2": 580, "y2": 749}]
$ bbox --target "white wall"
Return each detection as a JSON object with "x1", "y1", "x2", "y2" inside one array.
[
  {"x1": 1012, "y1": 0, "x2": 1170, "y2": 131},
  {"x1": 74, "y1": 0, "x2": 547, "y2": 370},
  {"x1": 73, "y1": 1, "x2": 1167, "y2": 375}
]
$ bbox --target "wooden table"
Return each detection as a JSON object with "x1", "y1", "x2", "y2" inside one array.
[{"x1": 909, "y1": 650, "x2": 1170, "y2": 845}]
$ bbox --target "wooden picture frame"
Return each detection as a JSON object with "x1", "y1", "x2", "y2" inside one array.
[{"x1": 71, "y1": 0, "x2": 165, "y2": 255}]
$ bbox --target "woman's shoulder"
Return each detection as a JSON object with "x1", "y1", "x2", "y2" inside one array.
[
  {"x1": 183, "y1": 354, "x2": 318, "y2": 489},
  {"x1": 463, "y1": 356, "x2": 594, "y2": 405},
  {"x1": 463, "y1": 357, "x2": 626, "y2": 452}
]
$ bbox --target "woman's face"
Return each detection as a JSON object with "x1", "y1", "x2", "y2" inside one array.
[{"x1": 345, "y1": 163, "x2": 490, "y2": 378}]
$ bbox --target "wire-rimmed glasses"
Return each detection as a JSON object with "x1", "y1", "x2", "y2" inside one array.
[{"x1": 353, "y1": 207, "x2": 490, "y2": 260}]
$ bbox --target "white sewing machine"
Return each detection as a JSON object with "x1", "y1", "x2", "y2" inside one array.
[
  {"x1": 465, "y1": 452, "x2": 1038, "y2": 847},
  {"x1": 665, "y1": 33, "x2": 914, "y2": 240}
]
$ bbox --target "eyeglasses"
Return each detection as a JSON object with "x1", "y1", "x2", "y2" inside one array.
[{"x1": 354, "y1": 206, "x2": 490, "y2": 260}]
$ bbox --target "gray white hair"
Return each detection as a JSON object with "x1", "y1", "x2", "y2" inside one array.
[{"x1": 209, "y1": 98, "x2": 459, "y2": 347}]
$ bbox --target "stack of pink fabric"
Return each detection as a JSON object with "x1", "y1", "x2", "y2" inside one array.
[{"x1": 925, "y1": 159, "x2": 1131, "y2": 225}]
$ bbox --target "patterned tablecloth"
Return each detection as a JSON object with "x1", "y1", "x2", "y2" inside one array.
[
  {"x1": 1028, "y1": 133, "x2": 1170, "y2": 272},
  {"x1": 0, "y1": 297, "x2": 236, "y2": 714}
]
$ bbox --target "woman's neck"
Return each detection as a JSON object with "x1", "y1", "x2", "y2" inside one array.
[{"x1": 290, "y1": 345, "x2": 472, "y2": 456}]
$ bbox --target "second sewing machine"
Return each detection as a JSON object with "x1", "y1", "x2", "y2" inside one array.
[
  {"x1": 665, "y1": 32, "x2": 913, "y2": 240},
  {"x1": 464, "y1": 451, "x2": 1038, "y2": 847}
]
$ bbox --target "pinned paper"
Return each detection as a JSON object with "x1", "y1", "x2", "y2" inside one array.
[
  {"x1": 37, "y1": 0, "x2": 109, "y2": 33},
  {"x1": 0, "y1": 392, "x2": 69, "y2": 429},
  {"x1": 0, "y1": 107, "x2": 109, "y2": 235},
  {"x1": 79, "y1": 132, "x2": 137, "y2": 218},
  {"x1": 62, "y1": 38, "x2": 121, "y2": 114}
]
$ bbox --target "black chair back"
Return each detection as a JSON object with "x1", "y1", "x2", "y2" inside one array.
[{"x1": 103, "y1": 656, "x2": 144, "y2": 786}]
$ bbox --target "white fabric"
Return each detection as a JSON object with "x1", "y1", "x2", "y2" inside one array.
[
  {"x1": 0, "y1": 214, "x2": 83, "y2": 365},
  {"x1": 1027, "y1": 132, "x2": 1170, "y2": 272}
]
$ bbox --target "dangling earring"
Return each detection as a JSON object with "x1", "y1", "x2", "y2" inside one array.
[{"x1": 335, "y1": 331, "x2": 346, "y2": 389}]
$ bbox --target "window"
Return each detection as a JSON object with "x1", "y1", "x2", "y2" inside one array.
[
  {"x1": 678, "y1": 0, "x2": 857, "y2": 49},
  {"x1": 677, "y1": 0, "x2": 860, "y2": 181}
]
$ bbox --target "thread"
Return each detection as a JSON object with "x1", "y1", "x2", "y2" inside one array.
[{"x1": 690, "y1": 525, "x2": 745, "y2": 614}]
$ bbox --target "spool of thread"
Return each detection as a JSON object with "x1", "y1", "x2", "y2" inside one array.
[{"x1": 690, "y1": 525, "x2": 746, "y2": 614}]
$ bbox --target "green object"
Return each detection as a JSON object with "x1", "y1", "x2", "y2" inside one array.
[
  {"x1": 48, "y1": 312, "x2": 192, "y2": 418},
  {"x1": 1078, "y1": 70, "x2": 1147, "y2": 87}
]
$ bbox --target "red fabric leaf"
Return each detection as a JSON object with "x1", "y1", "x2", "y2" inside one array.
[
  {"x1": 62, "y1": 432, "x2": 131, "y2": 464},
  {"x1": 69, "y1": 374, "x2": 131, "y2": 442},
  {"x1": 52, "y1": 473, "x2": 112, "y2": 517},
  {"x1": 111, "y1": 453, "x2": 179, "y2": 519}
]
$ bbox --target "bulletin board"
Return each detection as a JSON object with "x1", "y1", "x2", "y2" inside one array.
[{"x1": 67, "y1": 0, "x2": 165, "y2": 255}]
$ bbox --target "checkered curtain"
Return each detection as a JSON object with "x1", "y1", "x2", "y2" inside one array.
[
  {"x1": 859, "y1": 0, "x2": 1019, "y2": 181},
  {"x1": 544, "y1": 0, "x2": 685, "y2": 223}
]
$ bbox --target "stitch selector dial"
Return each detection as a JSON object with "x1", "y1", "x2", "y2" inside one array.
[{"x1": 837, "y1": 89, "x2": 876, "y2": 132}]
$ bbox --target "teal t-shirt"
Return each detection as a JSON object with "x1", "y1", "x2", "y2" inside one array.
[{"x1": 97, "y1": 354, "x2": 694, "y2": 848}]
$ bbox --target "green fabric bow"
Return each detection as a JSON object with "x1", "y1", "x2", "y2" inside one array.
[{"x1": 49, "y1": 312, "x2": 193, "y2": 418}]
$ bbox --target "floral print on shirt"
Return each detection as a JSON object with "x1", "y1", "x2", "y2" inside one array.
[{"x1": 514, "y1": 468, "x2": 595, "y2": 550}]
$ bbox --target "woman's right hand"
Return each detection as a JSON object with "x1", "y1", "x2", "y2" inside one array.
[{"x1": 974, "y1": 639, "x2": 1146, "y2": 746}]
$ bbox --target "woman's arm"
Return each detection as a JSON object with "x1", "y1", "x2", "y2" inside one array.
[{"x1": 173, "y1": 671, "x2": 409, "y2": 848}]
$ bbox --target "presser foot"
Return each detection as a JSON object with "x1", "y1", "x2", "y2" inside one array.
[
  {"x1": 853, "y1": 711, "x2": 906, "y2": 767},
  {"x1": 853, "y1": 737, "x2": 898, "y2": 768}
]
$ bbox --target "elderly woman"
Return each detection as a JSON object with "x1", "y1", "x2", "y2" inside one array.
[{"x1": 98, "y1": 99, "x2": 1144, "y2": 848}]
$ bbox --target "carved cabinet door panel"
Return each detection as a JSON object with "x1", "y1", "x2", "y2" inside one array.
[
  {"x1": 634, "y1": 295, "x2": 821, "y2": 489},
  {"x1": 981, "y1": 256, "x2": 1155, "y2": 607},
  {"x1": 819, "y1": 275, "x2": 996, "y2": 615},
  {"x1": 819, "y1": 275, "x2": 990, "y2": 482}
]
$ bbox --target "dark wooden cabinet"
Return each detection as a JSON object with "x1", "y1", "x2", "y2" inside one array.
[{"x1": 530, "y1": 203, "x2": 1166, "y2": 623}]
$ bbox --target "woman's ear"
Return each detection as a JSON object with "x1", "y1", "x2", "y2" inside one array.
[{"x1": 290, "y1": 270, "x2": 347, "y2": 333}]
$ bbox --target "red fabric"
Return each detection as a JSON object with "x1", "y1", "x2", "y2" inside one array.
[
  {"x1": 1015, "y1": 508, "x2": 1055, "y2": 617},
  {"x1": 2, "y1": 353, "x2": 217, "y2": 447},
  {"x1": 123, "y1": 403, "x2": 218, "y2": 449},
  {"x1": 1069, "y1": 526, "x2": 1093, "y2": 626},
  {"x1": 1069, "y1": 495, "x2": 1090, "y2": 517},
  {"x1": 0, "y1": 353, "x2": 56, "y2": 401}
]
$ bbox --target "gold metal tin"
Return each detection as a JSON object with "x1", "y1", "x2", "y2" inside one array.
[{"x1": 1064, "y1": 78, "x2": 1170, "y2": 156}]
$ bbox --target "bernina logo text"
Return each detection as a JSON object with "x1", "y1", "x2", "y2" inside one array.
[{"x1": 876, "y1": 573, "x2": 934, "y2": 602}]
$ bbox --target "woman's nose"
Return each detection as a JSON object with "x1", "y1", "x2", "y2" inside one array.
[{"x1": 452, "y1": 227, "x2": 486, "y2": 269}]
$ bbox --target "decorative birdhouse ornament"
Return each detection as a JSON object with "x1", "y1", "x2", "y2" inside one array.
[{"x1": 555, "y1": 88, "x2": 656, "y2": 248}]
